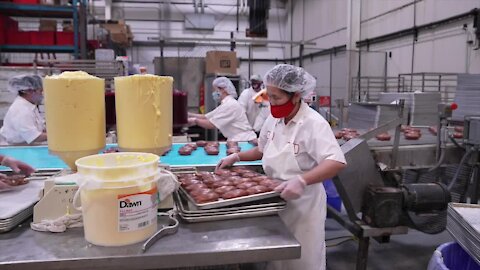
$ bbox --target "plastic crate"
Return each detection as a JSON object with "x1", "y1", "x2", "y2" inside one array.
[
  {"x1": 12, "y1": 0, "x2": 39, "y2": 4},
  {"x1": 56, "y1": 31, "x2": 74, "y2": 45},
  {"x1": 0, "y1": 15, "x2": 19, "y2": 44},
  {"x1": 31, "y1": 31, "x2": 55, "y2": 45},
  {"x1": 6, "y1": 30, "x2": 31, "y2": 45}
]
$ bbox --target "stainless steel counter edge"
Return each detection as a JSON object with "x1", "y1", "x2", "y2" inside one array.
[{"x1": 0, "y1": 216, "x2": 301, "y2": 270}]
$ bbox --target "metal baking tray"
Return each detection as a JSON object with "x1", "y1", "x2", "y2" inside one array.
[
  {"x1": 178, "y1": 186, "x2": 280, "y2": 210},
  {"x1": 0, "y1": 171, "x2": 59, "y2": 233},
  {"x1": 174, "y1": 192, "x2": 285, "y2": 217},
  {"x1": 177, "y1": 208, "x2": 281, "y2": 223},
  {"x1": 175, "y1": 192, "x2": 284, "y2": 223},
  {"x1": 0, "y1": 207, "x2": 33, "y2": 232}
]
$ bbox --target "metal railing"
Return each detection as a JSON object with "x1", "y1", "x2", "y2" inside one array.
[
  {"x1": 351, "y1": 76, "x2": 403, "y2": 102},
  {"x1": 35, "y1": 59, "x2": 125, "y2": 91},
  {"x1": 351, "y1": 73, "x2": 459, "y2": 103},
  {"x1": 398, "y1": 73, "x2": 458, "y2": 103}
]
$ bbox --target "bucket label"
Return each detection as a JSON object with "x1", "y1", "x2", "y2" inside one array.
[{"x1": 117, "y1": 187, "x2": 158, "y2": 232}]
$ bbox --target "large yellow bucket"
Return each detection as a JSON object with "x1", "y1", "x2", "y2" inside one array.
[
  {"x1": 114, "y1": 75, "x2": 173, "y2": 156},
  {"x1": 43, "y1": 71, "x2": 106, "y2": 170},
  {"x1": 73, "y1": 152, "x2": 160, "y2": 246}
]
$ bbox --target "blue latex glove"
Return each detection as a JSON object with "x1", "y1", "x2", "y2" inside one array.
[{"x1": 274, "y1": 175, "x2": 307, "y2": 200}]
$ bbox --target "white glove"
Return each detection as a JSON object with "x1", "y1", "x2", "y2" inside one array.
[
  {"x1": 187, "y1": 117, "x2": 197, "y2": 127},
  {"x1": 215, "y1": 153, "x2": 240, "y2": 171},
  {"x1": 1, "y1": 157, "x2": 35, "y2": 176},
  {"x1": 274, "y1": 175, "x2": 307, "y2": 200}
]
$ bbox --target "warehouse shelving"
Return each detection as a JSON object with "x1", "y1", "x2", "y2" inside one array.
[{"x1": 0, "y1": 0, "x2": 87, "y2": 58}]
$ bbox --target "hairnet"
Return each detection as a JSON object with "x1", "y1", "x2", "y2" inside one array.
[
  {"x1": 212, "y1": 77, "x2": 237, "y2": 98},
  {"x1": 7, "y1": 74, "x2": 43, "y2": 94},
  {"x1": 250, "y1": 74, "x2": 262, "y2": 82},
  {"x1": 263, "y1": 64, "x2": 316, "y2": 98}
]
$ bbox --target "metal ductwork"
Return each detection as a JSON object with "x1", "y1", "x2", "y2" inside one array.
[{"x1": 247, "y1": 0, "x2": 270, "y2": 37}]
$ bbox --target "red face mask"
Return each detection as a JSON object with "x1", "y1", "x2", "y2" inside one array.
[{"x1": 270, "y1": 97, "x2": 296, "y2": 118}]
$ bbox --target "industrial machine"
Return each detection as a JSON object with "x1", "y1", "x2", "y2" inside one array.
[{"x1": 329, "y1": 96, "x2": 480, "y2": 269}]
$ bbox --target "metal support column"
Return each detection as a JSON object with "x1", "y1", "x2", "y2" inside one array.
[
  {"x1": 79, "y1": 0, "x2": 87, "y2": 59},
  {"x1": 329, "y1": 52, "x2": 333, "y2": 123},
  {"x1": 356, "y1": 237, "x2": 370, "y2": 270},
  {"x1": 390, "y1": 99, "x2": 405, "y2": 169},
  {"x1": 248, "y1": 45, "x2": 253, "y2": 79},
  {"x1": 299, "y1": 43, "x2": 304, "y2": 67},
  {"x1": 73, "y1": 0, "x2": 79, "y2": 59}
]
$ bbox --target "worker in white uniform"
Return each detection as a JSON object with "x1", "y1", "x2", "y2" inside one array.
[
  {"x1": 188, "y1": 77, "x2": 256, "y2": 142},
  {"x1": 216, "y1": 64, "x2": 346, "y2": 270},
  {"x1": 0, "y1": 75, "x2": 47, "y2": 145},
  {"x1": 238, "y1": 74, "x2": 270, "y2": 133}
]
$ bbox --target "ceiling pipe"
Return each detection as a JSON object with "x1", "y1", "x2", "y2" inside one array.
[
  {"x1": 200, "y1": 0, "x2": 204, "y2": 14},
  {"x1": 193, "y1": 0, "x2": 197, "y2": 14}
]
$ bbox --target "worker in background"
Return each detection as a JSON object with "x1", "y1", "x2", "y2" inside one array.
[
  {"x1": 188, "y1": 77, "x2": 256, "y2": 142},
  {"x1": 238, "y1": 74, "x2": 270, "y2": 133},
  {"x1": 216, "y1": 64, "x2": 346, "y2": 270},
  {"x1": 0, "y1": 75, "x2": 47, "y2": 145}
]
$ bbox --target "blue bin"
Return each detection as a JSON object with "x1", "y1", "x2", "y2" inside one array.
[
  {"x1": 427, "y1": 242, "x2": 480, "y2": 270},
  {"x1": 323, "y1": 179, "x2": 342, "y2": 217}
]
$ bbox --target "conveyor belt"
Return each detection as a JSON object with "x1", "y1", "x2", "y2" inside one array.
[{"x1": 0, "y1": 142, "x2": 261, "y2": 171}]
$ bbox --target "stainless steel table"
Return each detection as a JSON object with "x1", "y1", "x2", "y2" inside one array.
[{"x1": 0, "y1": 215, "x2": 300, "y2": 270}]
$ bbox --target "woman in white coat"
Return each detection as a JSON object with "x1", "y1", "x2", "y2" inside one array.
[
  {"x1": 217, "y1": 64, "x2": 346, "y2": 270},
  {"x1": 188, "y1": 77, "x2": 256, "y2": 142}
]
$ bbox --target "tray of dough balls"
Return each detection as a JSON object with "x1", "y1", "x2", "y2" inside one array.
[{"x1": 176, "y1": 167, "x2": 284, "y2": 210}]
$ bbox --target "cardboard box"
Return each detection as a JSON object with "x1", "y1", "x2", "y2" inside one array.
[
  {"x1": 61, "y1": 21, "x2": 73, "y2": 32},
  {"x1": 39, "y1": 0, "x2": 60, "y2": 5},
  {"x1": 205, "y1": 51, "x2": 237, "y2": 75},
  {"x1": 101, "y1": 23, "x2": 128, "y2": 34},
  {"x1": 101, "y1": 22, "x2": 133, "y2": 47},
  {"x1": 39, "y1": 19, "x2": 57, "y2": 31}
]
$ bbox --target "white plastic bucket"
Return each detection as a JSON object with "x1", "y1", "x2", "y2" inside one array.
[{"x1": 73, "y1": 152, "x2": 160, "y2": 246}]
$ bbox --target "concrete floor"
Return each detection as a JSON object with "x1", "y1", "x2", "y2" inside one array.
[{"x1": 325, "y1": 218, "x2": 453, "y2": 270}]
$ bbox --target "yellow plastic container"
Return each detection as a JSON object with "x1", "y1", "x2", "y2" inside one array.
[
  {"x1": 44, "y1": 71, "x2": 106, "y2": 170},
  {"x1": 74, "y1": 152, "x2": 159, "y2": 246},
  {"x1": 114, "y1": 75, "x2": 173, "y2": 156}
]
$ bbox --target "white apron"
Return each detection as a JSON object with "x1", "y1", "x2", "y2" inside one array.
[{"x1": 263, "y1": 120, "x2": 327, "y2": 270}]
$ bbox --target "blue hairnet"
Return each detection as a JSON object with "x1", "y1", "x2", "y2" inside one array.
[
  {"x1": 263, "y1": 64, "x2": 316, "y2": 98},
  {"x1": 7, "y1": 74, "x2": 43, "y2": 94},
  {"x1": 212, "y1": 77, "x2": 237, "y2": 98}
]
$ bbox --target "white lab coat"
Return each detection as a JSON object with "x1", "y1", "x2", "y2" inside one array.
[
  {"x1": 205, "y1": 95, "x2": 256, "y2": 141},
  {"x1": 0, "y1": 96, "x2": 45, "y2": 145},
  {"x1": 258, "y1": 101, "x2": 346, "y2": 270},
  {"x1": 238, "y1": 87, "x2": 270, "y2": 132}
]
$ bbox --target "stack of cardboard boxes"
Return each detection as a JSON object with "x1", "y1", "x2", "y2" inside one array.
[
  {"x1": 101, "y1": 20, "x2": 133, "y2": 47},
  {"x1": 205, "y1": 51, "x2": 238, "y2": 75}
]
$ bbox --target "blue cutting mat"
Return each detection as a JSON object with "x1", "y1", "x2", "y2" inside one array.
[{"x1": 0, "y1": 142, "x2": 261, "y2": 171}]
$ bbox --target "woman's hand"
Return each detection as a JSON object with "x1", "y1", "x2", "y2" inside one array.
[
  {"x1": 274, "y1": 175, "x2": 307, "y2": 200},
  {"x1": 1, "y1": 157, "x2": 35, "y2": 176},
  {"x1": 215, "y1": 153, "x2": 240, "y2": 171},
  {"x1": 187, "y1": 117, "x2": 197, "y2": 127}
]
